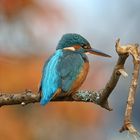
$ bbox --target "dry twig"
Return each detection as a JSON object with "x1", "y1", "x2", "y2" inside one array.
[{"x1": 119, "y1": 43, "x2": 140, "y2": 136}]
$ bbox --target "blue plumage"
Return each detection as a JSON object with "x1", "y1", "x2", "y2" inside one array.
[
  {"x1": 40, "y1": 49, "x2": 85, "y2": 105},
  {"x1": 40, "y1": 50, "x2": 63, "y2": 105},
  {"x1": 39, "y1": 33, "x2": 111, "y2": 105},
  {"x1": 57, "y1": 33, "x2": 90, "y2": 50}
]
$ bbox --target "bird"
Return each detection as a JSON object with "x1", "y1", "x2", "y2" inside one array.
[{"x1": 39, "y1": 33, "x2": 111, "y2": 105}]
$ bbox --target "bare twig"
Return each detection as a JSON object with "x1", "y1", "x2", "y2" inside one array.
[
  {"x1": 0, "y1": 90, "x2": 100, "y2": 107},
  {"x1": 98, "y1": 39, "x2": 129, "y2": 110},
  {"x1": 119, "y1": 44, "x2": 140, "y2": 136}
]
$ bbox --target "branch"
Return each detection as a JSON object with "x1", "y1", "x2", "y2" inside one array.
[
  {"x1": 119, "y1": 44, "x2": 140, "y2": 137},
  {"x1": 0, "y1": 39, "x2": 136, "y2": 110}
]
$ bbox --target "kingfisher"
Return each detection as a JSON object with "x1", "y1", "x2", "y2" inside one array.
[{"x1": 39, "y1": 33, "x2": 111, "y2": 105}]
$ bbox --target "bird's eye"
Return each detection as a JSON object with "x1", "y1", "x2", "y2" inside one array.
[{"x1": 81, "y1": 44, "x2": 89, "y2": 49}]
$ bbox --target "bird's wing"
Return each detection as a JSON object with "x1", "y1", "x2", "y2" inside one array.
[
  {"x1": 40, "y1": 50, "x2": 63, "y2": 105},
  {"x1": 40, "y1": 50, "x2": 84, "y2": 105},
  {"x1": 59, "y1": 53, "x2": 84, "y2": 92},
  {"x1": 39, "y1": 55, "x2": 53, "y2": 93}
]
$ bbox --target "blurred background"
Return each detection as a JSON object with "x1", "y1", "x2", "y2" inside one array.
[{"x1": 0, "y1": 0, "x2": 140, "y2": 140}]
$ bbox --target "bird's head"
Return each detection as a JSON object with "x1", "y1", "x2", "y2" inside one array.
[{"x1": 56, "y1": 33, "x2": 111, "y2": 57}]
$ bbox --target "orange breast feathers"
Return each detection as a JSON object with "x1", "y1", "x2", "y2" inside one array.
[{"x1": 70, "y1": 61, "x2": 89, "y2": 94}]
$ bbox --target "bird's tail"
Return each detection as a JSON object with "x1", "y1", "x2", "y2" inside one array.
[
  {"x1": 40, "y1": 88, "x2": 61, "y2": 106},
  {"x1": 39, "y1": 91, "x2": 50, "y2": 105},
  {"x1": 40, "y1": 98, "x2": 50, "y2": 106}
]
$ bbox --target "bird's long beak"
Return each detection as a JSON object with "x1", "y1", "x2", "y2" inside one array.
[{"x1": 88, "y1": 48, "x2": 111, "y2": 58}]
